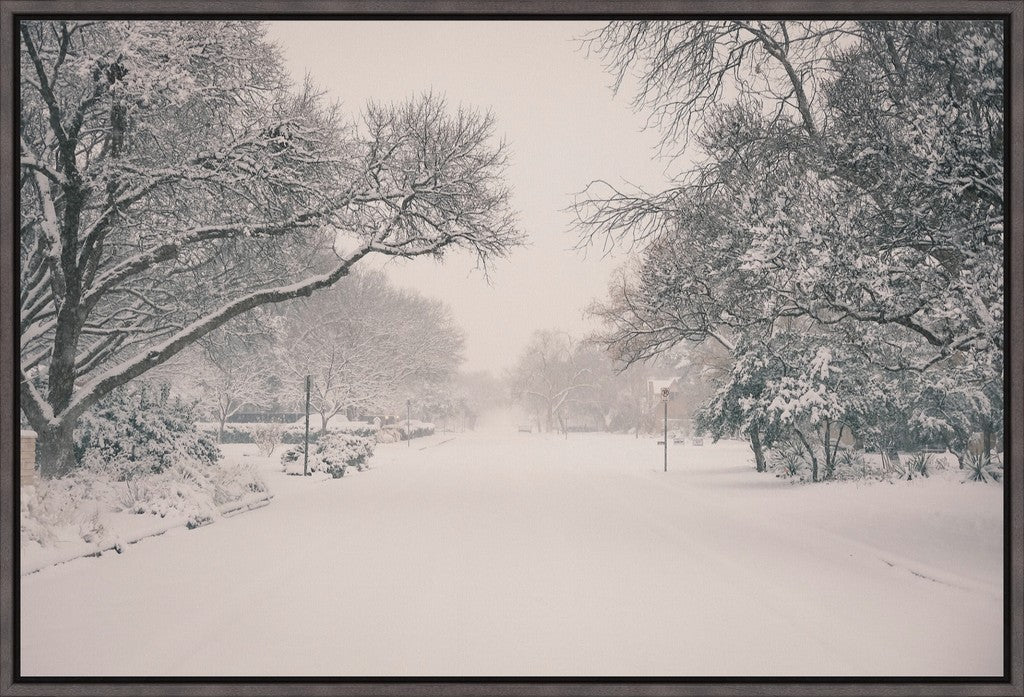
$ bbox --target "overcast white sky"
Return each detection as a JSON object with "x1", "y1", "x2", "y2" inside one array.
[{"x1": 267, "y1": 21, "x2": 669, "y2": 375}]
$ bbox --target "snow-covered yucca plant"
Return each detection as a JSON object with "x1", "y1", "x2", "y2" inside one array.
[
  {"x1": 832, "y1": 449, "x2": 874, "y2": 481},
  {"x1": 904, "y1": 452, "x2": 932, "y2": 480},
  {"x1": 964, "y1": 453, "x2": 1001, "y2": 483},
  {"x1": 768, "y1": 439, "x2": 807, "y2": 479}
]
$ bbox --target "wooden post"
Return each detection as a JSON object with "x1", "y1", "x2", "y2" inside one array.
[
  {"x1": 303, "y1": 375, "x2": 311, "y2": 476},
  {"x1": 20, "y1": 430, "x2": 38, "y2": 487}
]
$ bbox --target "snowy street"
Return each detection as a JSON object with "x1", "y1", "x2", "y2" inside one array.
[
  {"x1": 20, "y1": 429, "x2": 1003, "y2": 677},
  {"x1": 13, "y1": 16, "x2": 1010, "y2": 688}
]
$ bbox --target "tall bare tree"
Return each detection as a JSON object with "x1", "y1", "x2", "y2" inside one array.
[{"x1": 19, "y1": 20, "x2": 519, "y2": 475}]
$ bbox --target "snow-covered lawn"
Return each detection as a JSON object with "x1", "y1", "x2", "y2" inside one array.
[{"x1": 20, "y1": 430, "x2": 1003, "y2": 677}]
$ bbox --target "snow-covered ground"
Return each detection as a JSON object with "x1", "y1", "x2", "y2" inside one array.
[{"x1": 20, "y1": 428, "x2": 1003, "y2": 677}]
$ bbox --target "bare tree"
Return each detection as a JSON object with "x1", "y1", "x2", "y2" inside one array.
[
  {"x1": 194, "y1": 322, "x2": 277, "y2": 441},
  {"x1": 577, "y1": 20, "x2": 1002, "y2": 367},
  {"x1": 19, "y1": 21, "x2": 519, "y2": 475},
  {"x1": 582, "y1": 20, "x2": 854, "y2": 156},
  {"x1": 508, "y1": 331, "x2": 593, "y2": 434},
  {"x1": 276, "y1": 270, "x2": 464, "y2": 431}
]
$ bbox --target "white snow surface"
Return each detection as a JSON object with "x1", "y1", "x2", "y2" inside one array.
[{"x1": 20, "y1": 429, "x2": 1003, "y2": 677}]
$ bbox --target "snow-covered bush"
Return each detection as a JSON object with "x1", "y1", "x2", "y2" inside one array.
[
  {"x1": 391, "y1": 420, "x2": 435, "y2": 441},
  {"x1": 831, "y1": 449, "x2": 874, "y2": 481},
  {"x1": 20, "y1": 473, "x2": 112, "y2": 548},
  {"x1": 282, "y1": 422, "x2": 378, "y2": 443},
  {"x1": 21, "y1": 457, "x2": 271, "y2": 557},
  {"x1": 75, "y1": 382, "x2": 220, "y2": 479},
  {"x1": 372, "y1": 421, "x2": 435, "y2": 443},
  {"x1": 253, "y1": 423, "x2": 284, "y2": 456},
  {"x1": 280, "y1": 432, "x2": 376, "y2": 478},
  {"x1": 209, "y1": 461, "x2": 269, "y2": 506},
  {"x1": 115, "y1": 464, "x2": 220, "y2": 528},
  {"x1": 25, "y1": 383, "x2": 268, "y2": 553}
]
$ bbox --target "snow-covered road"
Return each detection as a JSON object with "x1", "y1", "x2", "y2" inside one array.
[{"x1": 20, "y1": 430, "x2": 1004, "y2": 677}]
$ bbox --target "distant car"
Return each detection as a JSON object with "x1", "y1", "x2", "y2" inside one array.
[
  {"x1": 518, "y1": 425, "x2": 532, "y2": 433},
  {"x1": 691, "y1": 437, "x2": 704, "y2": 446},
  {"x1": 673, "y1": 435, "x2": 686, "y2": 445}
]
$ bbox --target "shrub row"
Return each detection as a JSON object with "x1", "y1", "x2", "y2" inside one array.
[{"x1": 197, "y1": 421, "x2": 379, "y2": 444}]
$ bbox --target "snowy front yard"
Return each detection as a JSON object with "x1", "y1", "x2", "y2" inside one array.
[{"x1": 20, "y1": 430, "x2": 1003, "y2": 677}]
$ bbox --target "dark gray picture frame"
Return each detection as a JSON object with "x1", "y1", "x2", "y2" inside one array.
[{"x1": 1, "y1": 1, "x2": 1021, "y2": 695}]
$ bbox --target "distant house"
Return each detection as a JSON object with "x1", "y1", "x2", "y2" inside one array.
[{"x1": 647, "y1": 377, "x2": 692, "y2": 434}]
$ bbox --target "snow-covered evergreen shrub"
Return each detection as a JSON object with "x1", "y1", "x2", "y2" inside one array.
[
  {"x1": 75, "y1": 382, "x2": 220, "y2": 478},
  {"x1": 280, "y1": 432, "x2": 376, "y2": 478},
  {"x1": 18, "y1": 385, "x2": 276, "y2": 555},
  {"x1": 398, "y1": 421, "x2": 435, "y2": 440},
  {"x1": 381, "y1": 420, "x2": 435, "y2": 443}
]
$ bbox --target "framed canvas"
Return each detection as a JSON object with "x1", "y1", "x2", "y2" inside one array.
[{"x1": 1, "y1": 1, "x2": 1021, "y2": 695}]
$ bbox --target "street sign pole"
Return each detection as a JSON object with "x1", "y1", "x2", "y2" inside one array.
[
  {"x1": 303, "y1": 375, "x2": 311, "y2": 476},
  {"x1": 661, "y1": 387, "x2": 670, "y2": 473}
]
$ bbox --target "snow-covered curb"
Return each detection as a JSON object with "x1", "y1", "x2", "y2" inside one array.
[{"x1": 21, "y1": 492, "x2": 274, "y2": 576}]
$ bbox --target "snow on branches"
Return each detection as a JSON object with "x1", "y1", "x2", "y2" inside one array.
[
  {"x1": 19, "y1": 20, "x2": 520, "y2": 476},
  {"x1": 579, "y1": 20, "x2": 1004, "y2": 476}
]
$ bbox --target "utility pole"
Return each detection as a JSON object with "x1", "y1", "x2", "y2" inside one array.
[
  {"x1": 661, "y1": 387, "x2": 669, "y2": 473},
  {"x1": 407, "y1": 399, "x2": 411, "y2": 447},
  {"x1": 303, "y1": 375, "x2": 311, "y2": 476}
]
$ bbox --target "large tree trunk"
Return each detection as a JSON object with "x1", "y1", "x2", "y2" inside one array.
[
  {"x1": 35, "y1": 421, "x2": 78, "y2": 478},
  {"x1": 794, "y1": 429, "x2": 819, "y2": 482},
  {"x1": 749, "y1": 428, "x2": 767, "y2": 473}
]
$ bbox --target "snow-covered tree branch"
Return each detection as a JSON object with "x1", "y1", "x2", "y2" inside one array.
[{"x1": 19, "y1": 20, "x2": 520, "y2": 476}]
